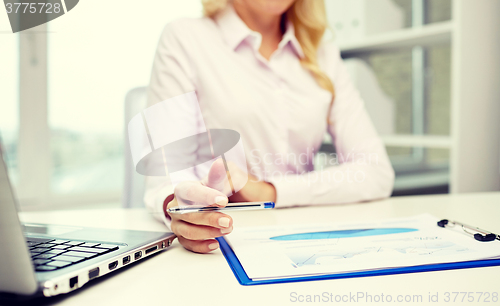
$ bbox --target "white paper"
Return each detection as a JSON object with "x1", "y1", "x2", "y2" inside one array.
[{"x1": 225, "y1": 214, "x2": 500, "y2": 280}]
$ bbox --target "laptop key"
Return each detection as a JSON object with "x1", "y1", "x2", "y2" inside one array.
[
  {"x1": 26, "y1": 237, "x2": 55, "y2": 243},
  {"x1": 26, "y1": 241, "x2": 42, "y2": 247},
  {"x1": 64, "y1": 251, "x2": 97, "y2": 258},
  {"x1": 46, "y1": 261, "x2": 72, "y2": 268},
  {"x1": 31, "y1": 247, "x2": 51, "y2": 253},
  {"x1": 68, "y1": 246, "x2": 108, "y2": 254},
  {"x1": 33, "y1": 253, "x2": 58, "y2": 259},
  {"x1": 33, "y1": 259, "x2": 52, "y2": 265},
  {"x1": 94, "y1": 244, "x2": 119, "y2": 250},
  {"x1": 46, "y1": 249, "x2": 66, "y2": 255},
  {"x1": 31, "y1": 252, "x2": 41, "y2": 257},
  {"x1": 79, "y1": 243, "x2": 100, "y2": 248},
  {"x1": 52, "y1": 255, "x2": 85, "y2": 263},
  {"x1": 35, "y1": 265, "x2": 58, "y2": 271},
  {"x1": 37, "y1": 243, "x2": 56, "y2": 248},
  {"x1": 52, "y1": 244, "x2": 71, "y2": 250},
  {"x1": 65, "y1": 241, "x2": 85, "y2": 246},
  {"x1": 51, "y1": 240, "x2": 70, "y2": 244}
]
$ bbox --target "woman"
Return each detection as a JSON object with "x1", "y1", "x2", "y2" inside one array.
[{"x1": 144, "y1": 0, "x2": 394, "y2": 253}]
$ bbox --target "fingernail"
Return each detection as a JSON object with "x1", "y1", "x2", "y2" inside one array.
[
  {"x1": 220, "y1": 226, "x2": 233, "y2": 234},
  {"x1": 208, "y1": 242, "x2": 219, "y2": 250},
  {"x1": 214, "y1": 195, "x2": 227, "y2": 205},
  {"x1": 218, "y1": 217, "x2": 231, "y2": 228}
]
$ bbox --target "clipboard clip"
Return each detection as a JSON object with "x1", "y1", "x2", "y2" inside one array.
[{"x1": 437, "y1": 219, "x2": 500, "y2": 242}]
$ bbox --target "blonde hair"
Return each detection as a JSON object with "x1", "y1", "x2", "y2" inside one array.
[{"x1": 202, "y1": 0, "x2": 335, "y2": 122}]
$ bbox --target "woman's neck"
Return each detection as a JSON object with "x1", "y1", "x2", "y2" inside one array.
[{"x1": 233, "y1": 1, "x2": 284, "y2": 60}]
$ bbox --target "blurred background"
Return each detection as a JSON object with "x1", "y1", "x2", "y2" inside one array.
[{"x1": 0, "y1": 0, "x2": 499, "y2": 211}]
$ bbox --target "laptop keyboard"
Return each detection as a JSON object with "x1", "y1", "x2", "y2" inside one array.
[{"x1": 26, "y1": 237, "x2": 119, "y2": 272}]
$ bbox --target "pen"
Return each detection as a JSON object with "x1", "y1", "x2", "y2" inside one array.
[
  {"x1": 167, "y1": 201, "x2": 275, "y2": 214},
  {"x1": 437, "y1": 219, "x2": 500, "y2": 242}
]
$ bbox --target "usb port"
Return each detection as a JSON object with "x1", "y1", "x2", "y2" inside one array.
[
  {"x1": 123, "y1": 255, "x2": 130, "y2": 265},
  {"x1": 134, "y1": 251, "x2": 142, "y2": 260},
  {"x1": 145, "y1": 245, "x2": 158, "y2": 255},
  {"x1": 88, "y1": 268, "x2": 99, "y2": 280},
  {"x1": 69, "y1": 276, "x2": 78, "y2": 289},
  {"x1": 108, "y1": 261, "x2": 118, "y2": 270}
]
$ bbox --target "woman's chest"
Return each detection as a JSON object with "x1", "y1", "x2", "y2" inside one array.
[{"x1": 192, "y1": 46, "x2": 332, "y2": 151}]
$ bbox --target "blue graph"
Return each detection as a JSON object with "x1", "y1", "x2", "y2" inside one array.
[{"x1": 270, "y1": 228, "x2": 418, "y2": 241}]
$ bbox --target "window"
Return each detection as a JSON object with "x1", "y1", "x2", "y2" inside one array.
[
  {"x1": 47, "y1": 0, "x2": 201, "y2": 198},
  {"x1": 3, "y1": 1, "x2": 202, "y2": 208},
  {"x1": 0, "y1": 33, "x2": 19, "y2": 185}
]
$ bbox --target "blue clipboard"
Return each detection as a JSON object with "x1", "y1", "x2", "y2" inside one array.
[{"x1": 216, "y1": 237, "x2": 500, "y2": 286}]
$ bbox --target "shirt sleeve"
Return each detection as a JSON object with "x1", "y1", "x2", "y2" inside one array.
[
  {"x1": 269, "y1": 44, "x2": 395, "y2": 207},
  {"x1": 143, "y1": 22, "x2": 198, "y2": 229}
]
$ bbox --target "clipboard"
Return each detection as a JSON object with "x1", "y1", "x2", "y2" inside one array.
[{"x1": 217, "y1": 235, "x2": 500, "y2": 286}]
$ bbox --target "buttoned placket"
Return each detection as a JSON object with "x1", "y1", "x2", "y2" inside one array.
[
  {"x1": 269, "y1": 49, "x2": 291, "y2": 165},
  {"x1": 245, "y1": 29, "x2": 297, "y2": 171}
]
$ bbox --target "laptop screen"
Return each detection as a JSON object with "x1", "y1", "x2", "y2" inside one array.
[{"x1": 0, "y1": 141, "x2": 39, "y2": 295}]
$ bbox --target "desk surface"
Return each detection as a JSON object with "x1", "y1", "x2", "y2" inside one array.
[{"x1": 19, "y1": 193, "x2": 500, "y2": 305}]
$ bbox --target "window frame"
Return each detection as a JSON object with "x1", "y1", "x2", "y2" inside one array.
[{"x1": 16, "y1": 24, "x2": 121, "y2": 209}]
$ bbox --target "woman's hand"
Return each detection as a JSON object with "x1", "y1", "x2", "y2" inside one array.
[
  {"x1": 166, "y1": 159, "x2": 276, "y2": 253},
  {"x1": 166, "y1": 159, "x2": 233, "y2": 253}
]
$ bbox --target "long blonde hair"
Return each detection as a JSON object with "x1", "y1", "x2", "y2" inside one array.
[{"x1": 202, "y1": 0, "x2": 335, "y2": 121}]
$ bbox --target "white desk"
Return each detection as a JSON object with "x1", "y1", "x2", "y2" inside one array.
[{"x1": 19, "y1": 193, "x2": 500, "y2": 305}]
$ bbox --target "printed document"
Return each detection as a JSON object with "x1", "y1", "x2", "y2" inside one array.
[{"x1": 225, "y1": 215, "x2": 500, "y2": 280}]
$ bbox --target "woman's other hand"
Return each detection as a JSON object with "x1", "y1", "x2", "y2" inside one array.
[{"x1": 228, "y1": 173, "x2": 277, "y2": 203}]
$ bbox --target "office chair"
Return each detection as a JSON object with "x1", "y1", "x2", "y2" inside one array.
[{"x1": 123, "y1": 87, "x2": 147, "y2": 208}]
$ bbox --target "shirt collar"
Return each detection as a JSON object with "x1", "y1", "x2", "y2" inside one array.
[
  {"x1": 280, "y1": 21, "x2": 305, "y2": 59},
  {"x1": 215, "y1": 5, "x2": 305, "y2": 59}
]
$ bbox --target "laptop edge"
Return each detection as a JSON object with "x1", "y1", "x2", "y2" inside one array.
[{"x1": 0, "y1": 145, "x2": 175, "y2": 298}]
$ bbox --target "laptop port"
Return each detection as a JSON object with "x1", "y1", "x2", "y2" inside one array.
[
  {"x1": 145, "y1": 245, "x2": 158, "y2": 255},
  {"x1": 123, "y1": 255, "x2": 130, "y2": 265},
  {"x1": 88, "y1": 267, "x2": 99, "y2": 280},
  {"x1": 108, "y1": 261, "x2": 118, "y2": 270},
  {"x1": 134, "y1": 251, "x2": 142, "y2": 260},
  {"x1": 69, "y1": 276, "x2": 78, "y2": 289}
]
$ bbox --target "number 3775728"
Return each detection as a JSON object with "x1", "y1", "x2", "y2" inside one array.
[{"x1": 5, "y1": 2, "x2": 62, "y2": 14}]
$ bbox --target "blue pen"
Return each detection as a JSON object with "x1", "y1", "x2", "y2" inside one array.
[{"x1": 167, "y1": 201, "x2": 275, "y2": 214}]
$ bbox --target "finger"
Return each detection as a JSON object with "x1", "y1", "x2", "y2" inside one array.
[
  {"x1": 205, "y1": 158, "x2": 228, "y2": 191},
  {"x1": 225, "y1": 161, "x2": 249, "y2": 192},
  {"x1": 175, "y1": 181, "x2": 228, "y2": 207},
  {"x1": 177, "y1": 236, "x2": 219, "y2": 254},
  {"x1": 171, "y1": 220, "x2": 233, "y2": 240},
  {"x1": 175, "y1": 211, "x2": 232, "y2": 229}
]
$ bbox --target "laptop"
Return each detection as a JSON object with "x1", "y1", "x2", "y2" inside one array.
[{"x1": 0, "y1": 148, "x2": 175, "y2": 298}]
